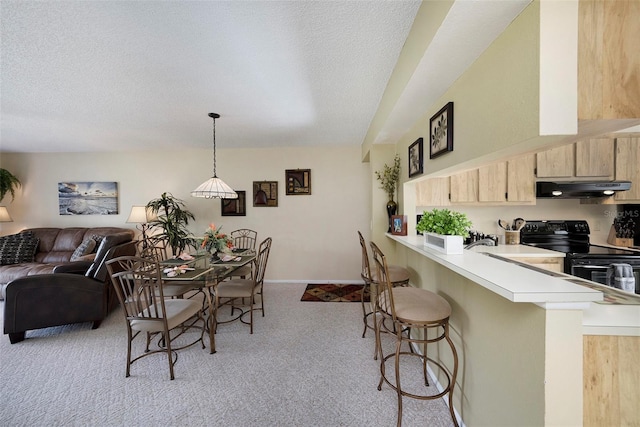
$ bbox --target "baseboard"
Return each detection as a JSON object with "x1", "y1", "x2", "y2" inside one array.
[{"x1": 264, "y1": 279, "x2": 364, "y2": 285}]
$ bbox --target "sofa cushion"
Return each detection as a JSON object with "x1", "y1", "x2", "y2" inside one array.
[
  {"x1": 70, "y1": 238, "x2": 96, "y2": 262},
  {"x1": 86, "y1": 232, "x2": 135, "y2": 280},
  {"x1": 0, "y1": 232, "x2": 39, "y2": 265}
]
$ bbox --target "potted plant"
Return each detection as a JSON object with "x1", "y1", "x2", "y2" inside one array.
[
  {"x1": 0, "y1": 168, "x2": 21, "y2": 203},
  {"x1": 416, "y1": 208, "x2": 472, "y2": 254},
  {"x1": 146, "y1": 192, "x2": 196, "y2": 255},
  {"x1": 374, "y1": 154, "x2": 401, "y2": 232}
]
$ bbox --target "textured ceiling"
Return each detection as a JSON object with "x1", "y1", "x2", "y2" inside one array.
[{"x1": 0, "y1": 1, "x2": 531, "y2": 154}]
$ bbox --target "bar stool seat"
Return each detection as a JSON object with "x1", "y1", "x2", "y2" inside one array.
[
  {"x1": 358, "y1": 231, "x2": 410, "y2": 340},
  {"x1": 371, "y1": 241, "x2": 459, "y2": 427}
]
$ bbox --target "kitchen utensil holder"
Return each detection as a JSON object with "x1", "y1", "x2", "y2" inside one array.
[{"x1": 505, "y1": 230, "x2": 520, "y2": 245}]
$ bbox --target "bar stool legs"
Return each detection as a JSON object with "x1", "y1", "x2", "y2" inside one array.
[{"x1": 370, "y1": 240, "x2": 459, "y2": 427}]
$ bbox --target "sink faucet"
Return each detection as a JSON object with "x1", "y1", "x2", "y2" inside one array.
[{"x1": 464, "y1": 238, "x2": 497, "y2": 250}]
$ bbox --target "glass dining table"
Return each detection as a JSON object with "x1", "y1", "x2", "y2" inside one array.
[{"x1": 161, "y1": 251, "x2": 256, "y2": 354}]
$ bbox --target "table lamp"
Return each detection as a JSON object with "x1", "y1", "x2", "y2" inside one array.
[
  {"x1": 126, "y1": 205, "x2": 156, "y2": 246},
  {"x1": 0, "y1": 206, "x2": 13, "y2": 222}
]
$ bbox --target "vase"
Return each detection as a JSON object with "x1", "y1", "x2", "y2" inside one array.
[{"x1": 386, "y1": 200, "x2": 397, "y2": 232}]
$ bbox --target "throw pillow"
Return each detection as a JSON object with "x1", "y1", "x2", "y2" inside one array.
[
  {"x1": 0, "y1": 232, "x2": 39, "y2": 265},
  {"x1": 90, "y1": 234, "x2": 104, "y2": 249},
  {"x1": 70, "y1": 238, "x2": 97, "y2": 262}
]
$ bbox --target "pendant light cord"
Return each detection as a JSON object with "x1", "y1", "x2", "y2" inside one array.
[{"x1": 212, "y1": 115, "x2": 217, "y2": 178}]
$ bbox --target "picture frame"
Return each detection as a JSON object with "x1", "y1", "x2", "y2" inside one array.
[
  {"x1": 408, "y1": 138, "x2": 423, "y2": 178},
  {"x1": 58, "y1": 181, "x2": 118, "y2": 215},
  {"x1": 429, "y1": 102, "x2": 454, "y2": 159},
  {"x1": 221, "y1": 190, "x2": 246, "y2": 216},
  {"x1": 253, "y1": 181, "x2": 278, "y2": 207},
  {"x1": 285, "y1": 169, "x2": 311, "y2": 195},
  {"x1": 391, "y1": 215, "x2": 407, "y2": 236}
]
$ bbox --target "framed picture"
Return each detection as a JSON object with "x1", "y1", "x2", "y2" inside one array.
[
  {"x1": 253, "y1": 181, "x2": 278, "y2": 207},
  {"x1": 221, "y1": 191, "x2": 246, "y2": 216},
  {"x1": 408, "y1": 138, "x2": 423, "y2": 178},
  {"x1": 429, "y1": 102, "x2": 454, "y2": 159},
  {"x1": 58, "y1": 181, "x2": 118, "y2": 215},
  {"x1": 391, "y1": 215, "x2": 407, "y2": 236},
  {"x1": 285, "y1": 169, "x2": 311, "y2": 195}
]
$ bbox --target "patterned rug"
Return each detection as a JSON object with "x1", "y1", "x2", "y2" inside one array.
[{"x1": 300, "y1": 284, "x2": 369, "y2": 302}]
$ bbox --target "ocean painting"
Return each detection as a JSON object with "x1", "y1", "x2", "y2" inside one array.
[{"x1": 58, "y1": 182, "x2": 119, "y2": 215}]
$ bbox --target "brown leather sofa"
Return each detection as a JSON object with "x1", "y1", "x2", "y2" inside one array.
[{"x1": 1, "y1": 227, "x2": 136, "y2": 343}]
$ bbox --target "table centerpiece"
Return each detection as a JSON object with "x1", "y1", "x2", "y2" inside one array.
[{"x1": 199, "y1": 223, "x2": 234, "y2": 260}]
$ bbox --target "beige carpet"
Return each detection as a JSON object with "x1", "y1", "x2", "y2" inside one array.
[{"x1": 0, "y1": 283, "x2": 456, "y2": 426}]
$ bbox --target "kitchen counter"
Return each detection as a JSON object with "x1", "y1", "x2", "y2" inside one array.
[
  {"x1": 388, "y1": 234, "x2": 640, "y2": 336},
  {"x1": 387, "y1": 234, "x2": 600, "y2": 305}
]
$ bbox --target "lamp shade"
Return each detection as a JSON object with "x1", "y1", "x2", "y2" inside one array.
[
  {"x1": 126, "y1": 206, "x2": 157, "y2": 223},
  {"x1": 191, "y1": 177, "x2": 238, "y2": 199},
  {"x1": 0, "y1": 206, "x2": 12, "y2": 222}
]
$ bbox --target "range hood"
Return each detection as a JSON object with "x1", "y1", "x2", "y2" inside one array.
[{"x1": 536, "y1": 181, "x2": 631, "y2": 199}]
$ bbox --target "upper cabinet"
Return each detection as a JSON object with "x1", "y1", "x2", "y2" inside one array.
[
  {"x1": 536, "y1": 144, "x2": 575, "y2": 177},
  {"x1": 478, "y1": 163, "x2": 506, "y2": 202},
  {"x1": 507, "y1": 154, "x2": 536, "y2": 203},
  {"x1": 575, "y1": 138, "x2": 614, "y2": 177},
  {"x1": 614, "y1": 137, "x2": 640, "y2": 201},
  {"x1": 536, "y1": 139, "x2": 614, "y2": 179},
  {"x1": 415, "y1": 177, "x2": 450, "y2": 207},
  {"x1": 450, "y1": 170, "x2": 479, "y2": 203}
]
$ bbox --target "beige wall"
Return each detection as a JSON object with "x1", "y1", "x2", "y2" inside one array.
[{"x1": 0, "y1": 145, "x2": 371, "y2": 282}]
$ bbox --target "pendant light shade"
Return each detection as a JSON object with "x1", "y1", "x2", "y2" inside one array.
[{"x1": 191, "y1": 113, "x2": 238, "y2": 199}]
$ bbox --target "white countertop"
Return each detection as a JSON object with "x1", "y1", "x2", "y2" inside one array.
[{"x1": 388, "y1": 234, "x2": 601, "y2": 305}]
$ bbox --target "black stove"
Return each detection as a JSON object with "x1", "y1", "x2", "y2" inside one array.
[{"x1": 521, "y1": 220, "x2": 640, "y2": 294}]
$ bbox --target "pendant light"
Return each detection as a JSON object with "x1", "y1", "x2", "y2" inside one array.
[{"x1": 191, "y1": 113, "x2": 238, "y2": 199}]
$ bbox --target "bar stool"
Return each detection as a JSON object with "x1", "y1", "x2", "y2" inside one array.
[
  {"x1": 358, "y1": 231, "x2": 410, "y2": 339},
  {"x1": 370, "y1": 241, "x2": 459, "y2": 427}
]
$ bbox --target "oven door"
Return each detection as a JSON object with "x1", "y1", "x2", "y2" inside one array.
[{"x1": 569, "y1": 259, "x2": 640, "y2": 294}]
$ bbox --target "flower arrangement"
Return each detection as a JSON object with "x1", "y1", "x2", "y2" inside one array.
[
  {"x1": 199, "y1": 223, "x2": 234, "y2": 254},
  {"x1": 374, "y1": 154, "x2": 401, "y2": 202}
]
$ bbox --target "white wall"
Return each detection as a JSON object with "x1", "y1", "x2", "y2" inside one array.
[{"x1": 0, "y1": 145, "x2": 371, "y2": 282}]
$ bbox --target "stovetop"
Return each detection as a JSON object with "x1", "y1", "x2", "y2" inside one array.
[{"x1": 521, "y1": 220, "x2": 640, "y2": 257}]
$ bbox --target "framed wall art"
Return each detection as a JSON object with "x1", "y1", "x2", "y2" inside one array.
[
  {"x1": 429, "y1": 102, "x2": 454, "y2": 159},
  {"x1": 253, "y1": 181, "x2": 278, "y2": 207},
  {"x1": 221, "y1": 190, "x2": 246, "y2": 216},
  {"x1": 408, "y1": 138, "x2": 423, "y2": 178},
  {"x1": 285, "y1": 169, "x2": 311, "y2": 195},
  {"x1": 391, "y1": 215, "x2": 407, "y2": 236},
  {"x1": 58, "y1": 181, "x2": 118, "y2": 215}
]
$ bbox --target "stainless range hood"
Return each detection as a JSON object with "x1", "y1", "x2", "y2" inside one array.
[{"x1": 536, "y1": 181, "x2": 631, "y2": 199}]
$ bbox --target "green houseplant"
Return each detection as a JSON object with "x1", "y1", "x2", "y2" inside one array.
[
  {"x1": 375, "y1": 154, "x2": 401, "y2": 231},
  {"x1": 416, "y1": 208, "x2": 472, "y2": 254},
  {"x1": 0, "y1": 168, "x2": 21, "y2": 203},
  {"x1": 146, "y1": 192, "x2": 196, "y2": 255}
]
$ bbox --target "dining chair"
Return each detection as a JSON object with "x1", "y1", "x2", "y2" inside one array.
[
  {"x1": 358, "y1": 231, "x2": 410, "y2": 340},
  {"x1": 106, "y1": 255, "x2": 205, "y2": 380},
  {"x1": 228, "y1": 229, "x2": 258, "y2": 279},
  {"x1": 370, "y1": 241, "x2": 459, "y2": 427},
  {"x1": 215, "y1": 237, "x2": 272, "y2": 334},
  {"x1": 135, "y1": 238, "x2": 194, "y2": 299}
]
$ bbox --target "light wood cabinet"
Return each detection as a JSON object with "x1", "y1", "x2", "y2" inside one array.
[
  {"x1": 415, "y1": 177, "x2": 450, "y2": 206},
  {"x1": 507, "y1": 154, "x2": 535, "y2": 203},
  {"x1": 514, "y1": 256, "x2": 564, "y2": 273},
  {"x1": 536, "y1": 144, "x2": 575, "y2": 177},
  {"x1": 614, "y1": 137, "x2": 640, "y2": 201},
  {"x1": 576, "y1": 138, "x2": 614, "y2": 177},
  {"x1": 584, "y1": 335, "x2": 640, "y2": 427},
  {"x1": 450, "y1": 170, "x2": 478, "y2": 203},
  {"x1": 478, "y1": 162, "x2": 507, "y2": 202}
]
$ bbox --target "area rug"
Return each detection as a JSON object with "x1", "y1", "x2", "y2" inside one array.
[{"x1": 300, "y1": 284, "x2": 369, "y2": 302}]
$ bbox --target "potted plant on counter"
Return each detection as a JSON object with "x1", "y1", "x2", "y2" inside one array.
[{"x1": 416, "y1": 208, "x2": 472, "y2": 254}]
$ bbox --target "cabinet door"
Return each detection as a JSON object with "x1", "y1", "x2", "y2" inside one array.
[
  {"x1": 614, "y1": 137, "x2": 640, "y2": 201},
  {"x1": 576, "y1": 138, "x2": 614, "y2": 177},
  {"x1": 415, "y1": 178, "x2": 450, "y2": 206},
  {"x1": 450, "y1": 170, "x2": 478, "y2": 203},
  {"x1": 536, "y1": 144, "x2": 575, "y2": 177},
  {"x1": 478, "y1": 162, "x2": 507, "y2": 202},
  {"x1": 507, "y1": 154, "x2": 535, "y2": 202}
]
